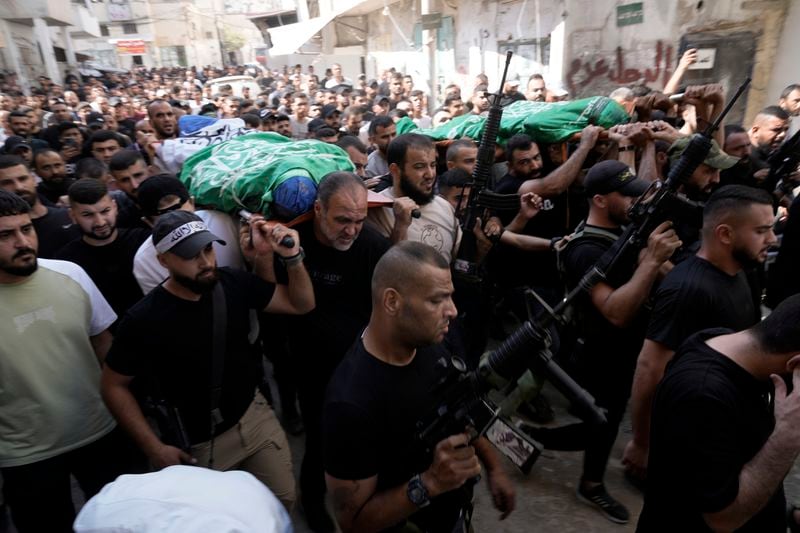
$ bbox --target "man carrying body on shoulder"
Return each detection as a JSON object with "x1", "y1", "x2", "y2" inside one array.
[
  {"x1": 0, "y1": 190, "x2": 142, "y2": 533},
  {"x1": 102, "y1": 210, "x2": 315, "y2": 510},
  {"x1": 276, "y1": 172, "x2": 390, "y2": 531},
  {"x1": 131, "y1": 175, "x2": 242, "y2": 293},
  {"x1": 367, "y1": 133, "x2": 462, "y2": 263},
  {"x1": 56, "y1": 179, "x2": 150, "y2": 326},
  {"x1": 491, "y1": 128, "x2": 601, "y2": 303},
  {"x1": 324, "y1": 241, "x2": 515, "y2": 533},
  {"x1": 528, "y1": 161, "x2": 680, "y2": 524},
  {"x1": 638, "y1": 294, "x2": 800, "y2": 532},
  {"x1": 663, "y1": 136, "x2": 739, "y2": 261},
  {"x1": 623, "y1": 185, "x2": 777, "y2": 481},
  {"x1": 0, "y1": 155, "x2": 79, "y2": 258}
]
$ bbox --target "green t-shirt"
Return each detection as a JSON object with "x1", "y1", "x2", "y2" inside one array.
[{"x1": 0, "y1": 258, "x2": 117, "y2": 467}]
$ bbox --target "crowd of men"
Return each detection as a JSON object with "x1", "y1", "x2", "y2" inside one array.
[{"x1": 1, "y1": 50, "x2": 800, "y2": 533}]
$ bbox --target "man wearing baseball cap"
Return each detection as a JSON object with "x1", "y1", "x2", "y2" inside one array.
[
  {"x1": 102, "y1": 210, "x2": 315, "y2": 511},
  {"x1": 666, "y1": 136, "x2": 739, "y2": 263},
  {"x1": 667, "y1": 136, "x2": 738, "y2": 199},
  {"x1": 523, "y1": 160, "x2": 681, "y2": 524}
]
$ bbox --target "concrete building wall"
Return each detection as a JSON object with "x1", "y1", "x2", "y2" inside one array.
[{"x1": 765, "y1": 0, "x2": 800, "y2": 104}]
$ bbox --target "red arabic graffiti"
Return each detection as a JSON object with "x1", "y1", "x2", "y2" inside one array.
[{"x1": 566, "y1": 40, "x2": 674, "y2": 96}]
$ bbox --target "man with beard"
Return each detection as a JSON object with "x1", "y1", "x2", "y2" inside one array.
[
  {"x1": 0, "y1": 189, "x2": 142, "y2": 533},
  {"x1": 491, "y1": 129, "x2": 601, "y2": 303},
  {"x1": 32, "y1": 149, "x2": 73, "y2": 205},
  {"x1": 637, "y1": 294, "x2": 800, "y2": 532},
  {"x1": 102, "y1": 210, "x2": 315, "y2": 510},
  {"x1": 109, "y1": 150, "x2": 151, "y2": 229},
  {"x1": 367, "y1": 133, "x2": 462, "y2": 262},
  {"x1": 56, "y1": 179, "x2": 150, "y2": 327},
  {"x1": 526, "y1": 74, "x2": 547, "y2": 102},
  {"x1": 525, "y1": 161, "x2": 681, "y2": 524},
  {"x1": 665, "y1": 137, "x2": 739, "y2": 260},
  {"x1": 0, "y1": 155, "x2": 79, "y2": 258},
  {"x1": 623, "y1": 185, "x2": 776, "y2": 482},
  {"x1": 274, "y1": 172, "x2": 390, "y2": 531},
  {"x1": 324, "y1": 242, "x2": 515, "y2": 533},
  {"x1": 721, "y1": 125, "x2": 763, "y2": 188},
  {"x1": 748, "y1": 106, "x2": 790, "y2": 172},
  {"x1": 146, "y1": 100, "x2": 177, "y2": 140}
]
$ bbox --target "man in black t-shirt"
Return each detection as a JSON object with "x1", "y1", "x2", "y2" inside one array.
[
  {"x1": 276, "y1": 171, "x2": 390, "y2": 532},
  {"x1": 490, "y1": 128, "x2": 601, "y2": 301},
  {"x1": 664, "y1": 137, "x2": 738, "y2": 261},
  {"x1": 0, "y1": 154, "x2": 79, "y2": 258},
  {"x1": 638, "y1": 294, "x2": 800, "y2": 532},
  {"x1": 624, "y1": 185, "x2": 777, "y2": 481},
  {"x1": 324, "y1": 242, "x2": 515, "y2": 533},
  {"x1": 535, "y1": 161, "x2": 680, "y2": 524},
  {"x1": 56, "y1": 179, "x2": 150, "y2": 327},
  {"x1": 102, "y1": 210, "x2": 315, "y2": 510}
]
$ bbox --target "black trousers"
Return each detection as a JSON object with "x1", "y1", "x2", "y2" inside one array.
[
  {"x1": 298, "y1": 371, "x2": 329, "y2": 510},
  {"x1": 531, "y1": 344, "x2": 635, "y2": 484},
  {"x1": 1, "y1": 427, "x2": 145, "y2": 533}
]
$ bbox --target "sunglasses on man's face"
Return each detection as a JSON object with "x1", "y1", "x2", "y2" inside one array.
[{"x1": 155, "y1": 202, "x2": 183, "y2": 216}]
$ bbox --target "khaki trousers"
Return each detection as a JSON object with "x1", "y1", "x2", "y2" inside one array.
[{"x1": 191, "y1": 391, "x2": 296, "y2": 510}]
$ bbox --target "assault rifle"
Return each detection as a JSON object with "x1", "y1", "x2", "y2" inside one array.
[
  {"x1": 453, "y1": 51, "x2": 519, "y2": 278},
  {"x1": 416, "y1": 78, "x2": 751, "y2": 473},
  {"x1": 767, "y1": 128, "x2": 800, "y2": 203}
]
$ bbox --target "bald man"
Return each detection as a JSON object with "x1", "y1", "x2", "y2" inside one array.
[
  {"x1": 748, "y1": 106, "x2": 790, "y2": 171},
  {"x1": 147, "y1": 101, "x2": 177, "y2": 140},
  {"x1": 323, "y1": 241, "x2": 515, "y2": 533}
]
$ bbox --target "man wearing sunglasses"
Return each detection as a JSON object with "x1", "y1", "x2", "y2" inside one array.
[{"x1": 132, "y1": 175, "x2": 243, "y2": 294}]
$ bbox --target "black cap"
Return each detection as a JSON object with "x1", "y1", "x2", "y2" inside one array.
[
  {"x1": 4, "y1": 136, "x2": 31, "y2": 154},
  {"x1": 307, "y1": 118, "x2": 326, "y2": 132},
  {"x1": 152, "y1": 210, "x2": 226, "y2": 259},
  {"x1": 87, "y1": 111, "x2": 105, "y2": 124},
  {"x1": 137, "y1": 175, "x2": 190, "y2": 217},
  {"x1": 584, "y1": 160, "x2": 649, "y2": 197},
  {"x1": 321, "y1": 104, "x2": 341, "y2": 118}
]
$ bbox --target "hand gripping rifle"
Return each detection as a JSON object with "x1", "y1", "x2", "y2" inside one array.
[
  {"x1": 767, "y1": 128, "x2": 800, "y2": 203},
  {"x1": 416, "y1": 78, "x2": 751, "y2": 473},
  {"x1": 453, "y1": 51, "x2": 519, "y2": 278}
]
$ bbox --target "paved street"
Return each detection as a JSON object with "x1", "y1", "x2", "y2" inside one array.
[{"x1": 4, "y1": 381, "x2": 800, "y2": 533}]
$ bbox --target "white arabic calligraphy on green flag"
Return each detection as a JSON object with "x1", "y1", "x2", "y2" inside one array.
[
  {"x1": 396, "y1": 96, "x2": 630, "y2": 144},
  {"x1": 179, "y1": 132, "x2": 355, "y2": 217}
]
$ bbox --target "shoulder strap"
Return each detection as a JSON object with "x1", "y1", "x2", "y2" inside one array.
[
  {"x1": 556, "y1": 220, "x2": 620, "y2": 276},
  {"x1": 210, "y1": 281, "x2": 227, "y2": 428}
]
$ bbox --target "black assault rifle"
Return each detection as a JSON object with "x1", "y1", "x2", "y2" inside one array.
[
  {"x1": 453, "y1": 51, "x2": 519, "y2": 278},
  {"x1": 767, "y1": 128, "x2": 800, "y2": 203},
  {"x1": 416, "y1": 77, "x2": 751, "y2": 472}
]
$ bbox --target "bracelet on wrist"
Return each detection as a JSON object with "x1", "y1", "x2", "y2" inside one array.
[
  {"x1": 278, "y1": 247, "x2": 305, "y2": 267},
  {"x1": 617, "y1": 144, "x2": 636, "y2": 152}
]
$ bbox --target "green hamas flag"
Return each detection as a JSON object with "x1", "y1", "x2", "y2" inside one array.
[
  {"x1": 179, "y1": 132, "x2": 355, "y2": 217},
  {"x1": 395, "y1": 96, "x2": 629, "y2": 144}
]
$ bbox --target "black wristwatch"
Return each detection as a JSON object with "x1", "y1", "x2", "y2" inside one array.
[{"x1": 407, "y1": 474, "x2": 431, "y2": 508}]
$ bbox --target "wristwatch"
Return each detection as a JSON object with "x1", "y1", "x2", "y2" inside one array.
[{"x1": 407, "y1": 474, "x2": 431, "y2": 508}]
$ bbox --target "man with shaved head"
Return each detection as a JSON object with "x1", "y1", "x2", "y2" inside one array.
[
  {"x1": 748, "y1": 106, "x2": 790, "y2": 172},
  {"x1": 324, "y1": 241, "x2": 515, "y2": 533},
  {"x1": 146, "y1": 100, "x2": 177, "y2": 140}
]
